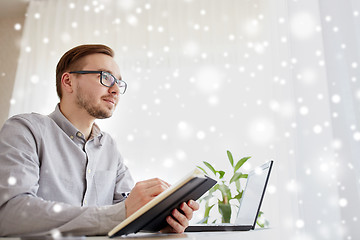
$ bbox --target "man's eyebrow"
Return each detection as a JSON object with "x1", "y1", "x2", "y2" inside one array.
[
  {"x1": 98, "y1": 69, "x2": 122, "y2": 80},
  {"x1": 98, "y1": 68, "x2": 113, "y2": 74}
]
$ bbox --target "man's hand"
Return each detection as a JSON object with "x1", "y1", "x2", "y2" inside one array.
[
  {"x1": 125, "y1": 178, "x2": 200, "y2": 234},
  {"x1": 125, "y1": 178, "x2": 170, "y2": 217},
  {"x1": 161, "y1": 200, "x2": 200, "y2": 233}
]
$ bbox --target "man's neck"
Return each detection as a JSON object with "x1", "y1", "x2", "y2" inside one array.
[{"x1": 59, "y1": 101, "x2": 95, "y2": 140}]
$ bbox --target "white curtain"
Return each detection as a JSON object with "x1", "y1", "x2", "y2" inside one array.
[{"x1": 9, "y1": 0, "x2": 360, "y2": 239}]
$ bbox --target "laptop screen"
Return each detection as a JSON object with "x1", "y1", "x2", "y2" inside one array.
[{"x1": 234, "y1": 161, "x2": 273, "y2": 227}]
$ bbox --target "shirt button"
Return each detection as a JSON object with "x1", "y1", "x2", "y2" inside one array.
[
  {"x1": 70, "y1": 135, "x2": 74, "y2": 139},
  {"x1": 84, "y1": 200, "x2": 87, "y2": 205},
  {"x1": 88, "y1": 169, "x2": 91, "y2": 174},
  {"x1": 77, "y1": 132, "x2": 82, "y2": 137}
]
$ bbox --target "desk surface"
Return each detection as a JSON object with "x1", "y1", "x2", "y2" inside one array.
[{"x1": 0, "y1": 228, "x2": 277, "y2": 240}]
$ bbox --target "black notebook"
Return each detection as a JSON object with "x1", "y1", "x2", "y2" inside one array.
[
  {"x1": 185, "y1": 160, "x2": 273, "y2": 232},
  {"x1": 108, "y1": 169, "x2": 217, "y2": 237}
]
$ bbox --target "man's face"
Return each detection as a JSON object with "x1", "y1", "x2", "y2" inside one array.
[{"x1": 73, "y1": 53, "x2": 122, "y2": 119}]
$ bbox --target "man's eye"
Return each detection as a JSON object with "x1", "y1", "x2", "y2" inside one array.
[{"x1": 103, "y1": 73, "x2": 110, "y2": 80}]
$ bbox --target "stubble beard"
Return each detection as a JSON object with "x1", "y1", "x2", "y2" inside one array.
[{"x1": 76, "y1": 87, "x2": 115, "y2": 119}]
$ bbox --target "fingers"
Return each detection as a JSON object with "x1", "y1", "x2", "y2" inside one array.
[
  {"x1": 188, "y1": 199, "x2": 200, "y2": 211},
  {"x1": 165, "y1": 201, "x2": 200, "y2": 233},
  {"x1": 133, "y1": 178, "x2": 170, "y2": 199},
  {"x1": 137, "y1": 178, "x2": 170, "y2": 196},
  {"x1": 172, "y1": 209, "x2": 189, "y2": 228},
  {"x1": 179, "y1": 202, "x2": 193, "y2": 220},
  {"x1": 148, "y1": 181, "x2": 170, "y2": 197},
  {"x1": 125, "y1": 178, "x2": 171, "y2": 217},
  {"x1": 178, "y1": 200, "x2": 200, "y2": 221},
  {"x1": 166, "y1": 216, "x2": 184, "y2": 233},
  {"x1": 139, "y1": 178, "x2": 171, "y2": 189},
  {"x1": 166, "y1": 209, "x2": 188, "y2": 233}
]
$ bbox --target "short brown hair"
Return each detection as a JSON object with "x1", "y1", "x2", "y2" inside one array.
[{"x1": 56, "y1": 44, "x2": 114, "y2": 99}]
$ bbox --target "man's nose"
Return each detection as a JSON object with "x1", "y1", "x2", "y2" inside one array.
[{"x1": 109, "y1": 83, "x2": 120, "y2": 95}]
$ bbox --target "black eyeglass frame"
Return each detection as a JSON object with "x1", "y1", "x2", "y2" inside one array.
[{"x1": 69, "y1": 70, "x2": 127, "y2": 94}]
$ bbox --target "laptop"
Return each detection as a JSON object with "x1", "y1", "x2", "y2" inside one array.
[{"x1": 185, "y1": 160, "x2": 273, "y2": 232}]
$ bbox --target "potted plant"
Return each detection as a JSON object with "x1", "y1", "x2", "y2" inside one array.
[{"x1": 197, "y1": 150, "x2": 268, "y2": 227}]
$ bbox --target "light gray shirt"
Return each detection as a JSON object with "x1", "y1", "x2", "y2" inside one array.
[{"x1": 0, "y1": 105, "x2": 134, "y2": 236}]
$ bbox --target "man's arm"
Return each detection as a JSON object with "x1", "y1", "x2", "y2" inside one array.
[
  {"x1": 0, "y1": 116, "x2": 126, "y2": 236},
  {"x1": 0, "y1": 194, "x2": 126, "y2": 236}
]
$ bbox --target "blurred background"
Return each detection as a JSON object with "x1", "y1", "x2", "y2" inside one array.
[{"x1": 1, "y1": 0, "x2": 360, "y2": 239}]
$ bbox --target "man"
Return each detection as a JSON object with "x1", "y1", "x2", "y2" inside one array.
[{"x1": 0, "y1": 44, "x2": 199, "y2": 236}]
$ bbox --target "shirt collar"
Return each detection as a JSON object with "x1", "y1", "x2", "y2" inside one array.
[
  {"x1": 48, "y1": 104, "x2": 104, "y2": 145},
  {"x1": 90, "y1": 122, "x2": 103, "y2": 145}
]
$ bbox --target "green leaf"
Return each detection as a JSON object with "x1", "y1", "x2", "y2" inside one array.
[
  {"x1": 257, "y1": 221, "x2": 264, "y2": 228},
  {"x1": 211, "y1": 184, "x2": 219, "y2": 191},
  {"x1": 197, "y1": 166, "x2": 208, "y2": 175},
  {"x1": 227, "y1": 150, "x2": 234, "y2": 167},
  {"x1": 199, "y1": 191, "x2": 213, "y2": 202},
  {"x1": 230, "y1": 172, "x2": 248, "y2": 184},
  {"x1": 218, "y1": 184, "x2": 231, "y2": 203},
  {"x1": 218, "y1": 183, "x2": 231, "y2": 196},
  {"x1": 235, "y1": 179, "x2": 241, "y2": 191},
  {"x1": 203, "y1": 161, "x2": 217, "y2": 175},
  {"x1": 234, "y1": 190, "x2": 243, "y2": 200},
  {"x1": 197, "y1": 216, "x2": 209, "y2": 224},
  {"x1": 234, "y1": 156, "x2": 251, "y2": 172},
  {"x1": 218, "y1": 203, "x2": 232, "y2": 223},
  {"x1": 218, "y1": 171, "x2": 225, "y2": 179},
  {"x1": 256, "y1": 211, "x2": 269, "y2": 228},
  {"x1": 201, "y1": 202, "x2": 216, "y2": 224},
  {"x1": 204, "y1": 204, "x2": 215, "y2": 218}
]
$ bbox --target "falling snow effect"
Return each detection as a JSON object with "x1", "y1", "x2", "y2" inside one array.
[
  {"x1": 7, "y1": 176, "x2": 17, "y2": 186},
  {"x1": 52, "y1": 204, "x2": 62, "y2": 213},
  {"x1": 3, "y1": 0, "x2": 360, "y2": 239}
]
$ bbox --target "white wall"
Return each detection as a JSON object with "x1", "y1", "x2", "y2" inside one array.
[{"x1": 0, "y1": 4, "x2": 27, "y2": 127}]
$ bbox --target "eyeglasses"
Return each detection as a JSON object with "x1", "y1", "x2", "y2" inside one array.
[{"x1": 69, "y1": 70, "x2": 127, "y2": 94}]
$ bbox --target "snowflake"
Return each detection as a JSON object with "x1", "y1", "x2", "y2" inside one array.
[
  {"x1": 163, "y1": 158, "x2": 174, "y2": 168},
  {"x1": 295, "y1": 219, "x2": 305, "y2": 229},
  {"x1": 299, "y1": 106, "x2": 309, "y2": 116},
  {"x1": 353, "y1": 132, "x2": 360, "y2": 141},
  {"x1": 332, "y1": 94, "x2": 341, "y2": 104},
  {"x1": 53, "y1": 204, "x2": 62, "y2": 213},
  {"x1": 30, "y1": 75, "x2": 39, "y2": 84},
  {"x1": 313, "y1": 125, "x2": 323, "y2": 134},
  {"x1": 196, "y1": 131, "x2": 206, "y2": 140},
  {"x1": 8, "y1": 176, "x2": 17, "y2": 186},
  {"x1": 14, "y1": 23, "x2": 21, "y2": 31},
  {"x1": 290, "y1": 12, "x2": 316, "y2": 39},
  {"x1": 339, "y1": 198, "x2": 348, "y2": 207}
]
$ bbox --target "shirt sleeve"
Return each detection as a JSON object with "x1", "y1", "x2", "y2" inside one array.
[
  {"x1": 0, "y1": 116, "x2": 127, "y2": 237},
  {"x1": 113, "y1": 151, "x2": 134, "y2": 204}
]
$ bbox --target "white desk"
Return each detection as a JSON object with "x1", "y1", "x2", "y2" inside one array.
[{"x1": 0, "y1": 229, "x2": 278, "y2": 240}]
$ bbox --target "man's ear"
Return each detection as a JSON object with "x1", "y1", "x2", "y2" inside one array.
[{"x1": 61, "y1": 72, "x2": 74, "y2": 94}]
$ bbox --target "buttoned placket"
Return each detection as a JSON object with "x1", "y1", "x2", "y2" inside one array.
[
  {"x1": 73, "y1": 131, "x2": 94, "y2": 207},
  {"x1": 83, "y1": 140, "x2": 94, "y2": 207}
]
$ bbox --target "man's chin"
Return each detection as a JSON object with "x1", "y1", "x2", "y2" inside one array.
[
  {"x1": 97, "y1": 111, "x2": 113, "y2": 119},
  {"x1": 89, "y1": 109, "x2": 114, "y2": 119}
]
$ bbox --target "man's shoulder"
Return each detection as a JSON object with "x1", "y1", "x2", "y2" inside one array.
[
  {"x1": 9, "y1": 112, "x2": 49, "y2": 121},
  {"x1": 0, "y1": 113, "x2": 55, "y2": 140},
  {"x1": 6, "y1": 112, "x2": 53, "y2": 128}
]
